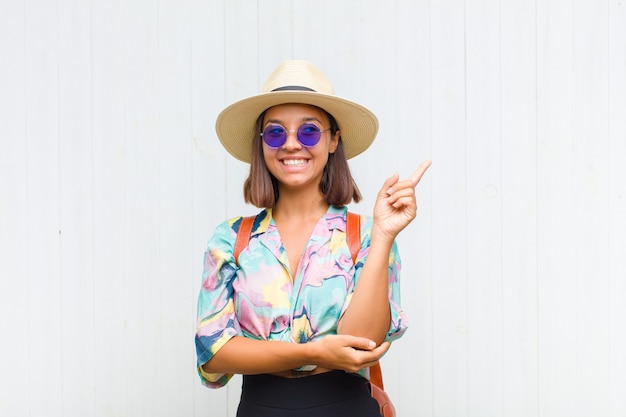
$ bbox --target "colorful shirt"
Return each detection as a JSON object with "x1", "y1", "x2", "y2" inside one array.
[{"x1": 195, "y1": 205, "x2": 408, "y2": 388}]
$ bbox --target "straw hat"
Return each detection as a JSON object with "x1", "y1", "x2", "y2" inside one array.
[{"x1": 215, "y1": 60, "x2": 379, "y2": 163}]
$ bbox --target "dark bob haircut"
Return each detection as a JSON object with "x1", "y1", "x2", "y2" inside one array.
[{"x1": 243, "y1": 108, "x2": 362, "y2": 208}]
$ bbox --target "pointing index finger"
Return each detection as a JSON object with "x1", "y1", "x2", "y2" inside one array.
[{"x1": 409, "y1": 160, "x2": 432, "y2": 187}]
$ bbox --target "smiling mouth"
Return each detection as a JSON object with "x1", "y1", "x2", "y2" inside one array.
[{"x1": 282, "y1": 159, "x2": 308, "y2": 167}]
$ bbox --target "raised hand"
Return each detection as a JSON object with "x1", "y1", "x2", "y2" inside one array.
[{"x1": 372, "y1": 160, "x2": 432, "y2": 241}]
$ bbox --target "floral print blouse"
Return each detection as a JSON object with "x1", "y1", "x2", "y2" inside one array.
[{"x1": 195, "y1": 205, "x2": 408, "y2": 388}]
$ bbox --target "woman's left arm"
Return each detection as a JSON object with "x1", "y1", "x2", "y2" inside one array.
[{"x1": 337, "y1": 160, "x2": 432, "y2": 345}]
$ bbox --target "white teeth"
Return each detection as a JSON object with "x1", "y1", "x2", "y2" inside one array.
[{"x1": 283, "y1": 159, "x2": 307, "y2": 166}]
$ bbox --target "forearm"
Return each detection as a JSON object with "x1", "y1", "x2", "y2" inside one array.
[
  {"x1": 202, "y1": 333, "x2": 389, "y2": 377},
  {"x1": 202, "y1": 336, "x2": 315, "y2": 375},
  {"x1": 337, "y1": 231, "x2": 393, "y2": 345}
]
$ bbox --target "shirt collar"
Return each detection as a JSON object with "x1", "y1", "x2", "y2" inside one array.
[{"x1": 250, "y1": 205, "x2": 348, "y2": 236}]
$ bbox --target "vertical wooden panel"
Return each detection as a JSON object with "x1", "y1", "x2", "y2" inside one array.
[
  {"x1": 292, "y1": 1, "x2": 328, "y2": 65},
  {"x1": 91, "y1": 0, "x2": 128, "y2": 415},
  {"x1": 0, "y1": 1, "x2": 29, "y2": 415},
  {"x1": 537, "y1": 0, "x2": 577, "y2": 416},
  {"x1": 123, "y1": 1, "x2": 160, "y2": 415},
  {"x1": 23, "y1": 0, "x2": 64, "y2": 415},
  {"x1": 572, "y1": 1, "x2": 611, "y2": 415},
  {"x1": 500, "y1": 1, "x2": 539, "y2": 416},
  {"x1": 608, "y1": 2, "x2": 626, "y2": 415},
  {"x1": 57, "y1": 0, "x2": 95, "y2": 414},
  {"x1": 430, "y1": 1, "x2": 468, "y2": 416},
  {"x1": 258, "y1": 0, "x2": 294, "y2": 68},
  {"x1": 156, "y1": 1, "x2": 195, "y2": 415},
  {"x1": 465, "y1": 1, "x2": 503, "y2": 416},
  {"x1": 190, "y1": 0, "x2": 230, "y2": 415},
  {"x1": 394, "y1": 1, "x2": 434, "y2": 416}
]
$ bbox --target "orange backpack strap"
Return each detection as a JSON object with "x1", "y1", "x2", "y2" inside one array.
[
  {"x1": 346, "y1": 212, "x2": 385, "y2": 389},
  {"x1": 233, "y1": 216, "x2": 255, "y2": 266},
  {"x1": 346, "y1": 211, "x2": 361, "y2": 264},
  {"x1": 370, "y1": 361, "x2": 385, "y2": 390}
]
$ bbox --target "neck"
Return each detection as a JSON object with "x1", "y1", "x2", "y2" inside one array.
[{"x1": 273, "y1": 188, "x2": 329, "y2": 222}]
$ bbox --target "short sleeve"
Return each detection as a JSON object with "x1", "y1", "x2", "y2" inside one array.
[
  {"x1": 195, "y1": 218, "x2": 242, "y2": 388},
  {"x1": 341, "y1": 216, "x2": 408, "y2": 342},
  {"x1": 383, "y1": 239, "x2": 408, "y2": 341}
]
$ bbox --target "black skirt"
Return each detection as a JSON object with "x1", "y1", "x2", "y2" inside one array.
[{"x1": 237, "y1": 370, "x2": 382, "y2": 417}]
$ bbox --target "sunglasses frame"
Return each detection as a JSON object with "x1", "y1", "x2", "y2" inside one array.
[{"x1": 261, "y1": 123, "x2": 331, "y2": 148}]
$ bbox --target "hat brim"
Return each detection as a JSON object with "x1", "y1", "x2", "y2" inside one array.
[{"x1": 215, "y1": 91, "x2": 378, "y2": 163}]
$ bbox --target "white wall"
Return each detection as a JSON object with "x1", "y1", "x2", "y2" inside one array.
[{"x1": 1, "y1": 1, "x2": 625, "y2": 416}]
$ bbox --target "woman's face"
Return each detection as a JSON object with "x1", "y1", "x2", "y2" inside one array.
[{"x1": 261, "y1": 103, "x2": 339, "y2": 192}]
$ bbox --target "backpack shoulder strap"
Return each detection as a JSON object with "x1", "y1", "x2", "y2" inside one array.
[
  {"x1": 370, "y1": 361, "x2": 385, "y2": 390},
  {"x1": 233, "y1": 216, "x2": 255, "y2": 266},
  {"x1": 346, "y1": 211, "x2": 386, "y2": 390},
  {"x1": 346, "y1": 211, "x2": 361, "y2": 264}
]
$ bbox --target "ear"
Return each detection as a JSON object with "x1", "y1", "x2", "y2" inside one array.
[{"x1": 329, "y1": 130, "x2": 340, "y2": 154}]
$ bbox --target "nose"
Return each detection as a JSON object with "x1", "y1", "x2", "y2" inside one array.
[{"x1": 281, "y1": 129, "x2": 302, "y2": 150}]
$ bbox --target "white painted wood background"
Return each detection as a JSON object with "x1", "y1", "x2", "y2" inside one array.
[{"x1": 1, "y1": 0, "x2": 625, "y2": 416}]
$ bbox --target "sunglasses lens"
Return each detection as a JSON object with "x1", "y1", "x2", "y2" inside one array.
[
  {"x1": 297, "y1": 124, "x2": 322, "y2": 147},
  {"x1": 262, "y1": 126, "x2": 287, "y2": 148}
]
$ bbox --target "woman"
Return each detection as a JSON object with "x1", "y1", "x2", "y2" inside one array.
[{"x1": 195, "y1": 60, "x2": 431, "y2": 417}]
